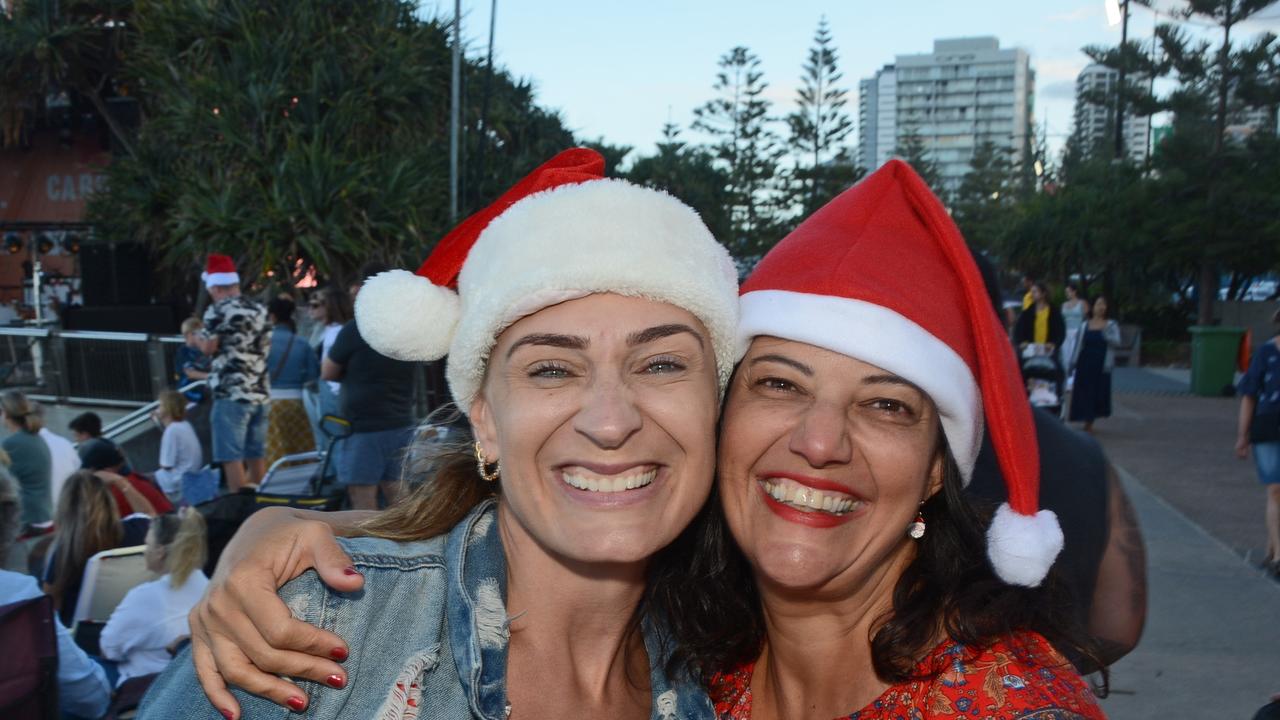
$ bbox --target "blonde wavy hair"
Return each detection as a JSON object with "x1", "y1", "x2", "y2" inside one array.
[
  {"x1": 359, "y1": 407, "x2": 496, "y2": 542},
  {"x1": 150, "y1": 508, "x2": 207, "y2": 587}
]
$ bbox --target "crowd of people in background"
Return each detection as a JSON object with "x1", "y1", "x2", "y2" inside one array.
[
  {"x1": 1012, "y1": 276, "x2": 1121, "y2": 433},
  {"x1": 0, "y1": 252, "x2": 432, "y2": 714}
]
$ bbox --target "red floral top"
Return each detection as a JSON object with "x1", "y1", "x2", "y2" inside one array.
[{"x1": 708, "y1": 631, "x2": 1106, "y2": 719}]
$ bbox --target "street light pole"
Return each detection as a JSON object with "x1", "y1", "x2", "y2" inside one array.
[
  {"x1": 1114, "y1": 0, "x2": 1129, "y2": 161},
  {"x1": 449, "y1": 0, "x2": 461, "y2": 224}
]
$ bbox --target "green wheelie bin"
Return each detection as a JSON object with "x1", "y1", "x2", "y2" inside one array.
[{"x1": 1188, "y1": 325, "x2": 1245, "y2": 397}]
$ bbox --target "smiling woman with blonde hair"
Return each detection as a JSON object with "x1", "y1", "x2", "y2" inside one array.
[{"x1": 138, "y1": 147, "x2": 739, "y2": 720}]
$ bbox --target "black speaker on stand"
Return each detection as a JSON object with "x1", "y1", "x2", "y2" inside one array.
[{"x1": 80, "y1": 242, "x2": 151, "y2": 306}]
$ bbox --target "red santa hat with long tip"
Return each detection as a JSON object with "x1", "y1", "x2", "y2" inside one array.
[
  {"x1": 356, "y1": 147, "x2": 740, "y2": 414},
  {"x1": 202, "y1": 254, "x2": 240, "y2": 288},
  {"x1": 736, "y1": 159, "x2": 1063, "y2": 587}
]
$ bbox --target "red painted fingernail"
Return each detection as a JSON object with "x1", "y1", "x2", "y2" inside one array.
[
  {"x1": 220, "y1": 710, "x2": 234, "y2": 720},
  {"x1": 286, "y1": 696, "x2": 306, "y2": 711},
  {"x1": 329, "y1": 646, "x2": 349, "y2": 661},
  {"x1": 342, "y1": 566, "x2": 360, "y2": 576},
  {"x1": 325, "y1": 674, "x2": 346, "y2": 689}
]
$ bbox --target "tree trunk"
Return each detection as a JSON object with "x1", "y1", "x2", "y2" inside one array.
[
  {"x1": 1196, "y1": 261, "x2": 1218, "y2": 325},
  {"x1": 1199, "y1": 3, "x2": 1233, "y2": 328}
]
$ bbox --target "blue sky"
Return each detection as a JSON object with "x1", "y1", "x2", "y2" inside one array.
[{"x1": 423, "y1": 0, "x2": 1280, "y2": 165}]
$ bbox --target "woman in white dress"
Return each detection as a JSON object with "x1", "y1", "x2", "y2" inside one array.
[{"x1": 1060, "y1": 282, "x2": 1090, "y2": 383}]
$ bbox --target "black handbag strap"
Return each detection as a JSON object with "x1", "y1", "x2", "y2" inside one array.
[{"x1": 270, "y1": 332, "x2": 297, "y2": 383}]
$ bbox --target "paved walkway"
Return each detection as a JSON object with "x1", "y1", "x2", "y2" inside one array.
[{"x1": 1089, "y1": 367, "x2": 1280, "y2": 718}]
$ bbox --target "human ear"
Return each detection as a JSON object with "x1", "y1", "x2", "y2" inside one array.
[
  {"x1": 924, "y1": 444, "x2": 947, "y2": 501},
  {"x1": 469, "y1": 392, "x2": 500, "y2": 464}
]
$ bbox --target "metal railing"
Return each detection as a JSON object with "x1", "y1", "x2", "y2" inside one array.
[
  {"x1": 0, "y1": 324, "x2": 452, "y2": 416},
  {"x1": 0, "y1": 326, "x2": 175, "y2": 407},
  {"x1": 99, "y1": 381, "x2": 212, "y2": 475}
]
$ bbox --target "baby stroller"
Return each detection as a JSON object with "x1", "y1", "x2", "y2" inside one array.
[{"x1": 1020, "y1": 343, "x2": 1063, "y2": 416}]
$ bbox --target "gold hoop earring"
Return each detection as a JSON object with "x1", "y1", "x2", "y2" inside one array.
[{"x1": 474, "y1": 442, "x2": 500, "y2": 483}]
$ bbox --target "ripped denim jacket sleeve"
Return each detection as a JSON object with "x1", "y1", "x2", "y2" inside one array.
[{"x1": 138, "y1": 500, "x2": 714, "y2": 719}]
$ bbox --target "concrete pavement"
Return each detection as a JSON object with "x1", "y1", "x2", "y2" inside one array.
[{"x1": 1089, "y1": 368, "x2": 1280, "y2": 718}]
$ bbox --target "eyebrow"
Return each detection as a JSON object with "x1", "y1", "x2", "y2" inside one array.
[
  {"x1": 505, "y1": 333, "x2": 588, "y2": 359},
  {"x1": 627, "y1": 323, "x2": 704, "y2": 347},
  {"x1": 749, "y1": 354, "x2": 813, "y2": 376},
  {"x1": 862, "y1": 373, "x2": 924, "y2": 393}
]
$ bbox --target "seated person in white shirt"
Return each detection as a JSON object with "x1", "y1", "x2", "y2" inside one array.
[
  {"x1": 153, "y1": 390, "x2": 203, "y2": 502},
  {"x1": 0, "y1": 466, "x2": 111, "y2": 719},
  {"x1": 99, "y1": 508, "x2": 209, "y2": 687}
]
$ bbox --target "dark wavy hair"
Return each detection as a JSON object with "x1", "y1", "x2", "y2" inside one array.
[{"x1": 646, "y1": 437, "x2": 1104, "y2": 688}]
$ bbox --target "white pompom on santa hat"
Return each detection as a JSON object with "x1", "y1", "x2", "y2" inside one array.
[
  {"x1": 202, "y1": 253, "x2": 240, "y2": 288},
  {"x1": 355, "y1": 147, "x2": 740, "y2": 415},
  {"x1": 735, "y1": 159, "x2": 1063, "y2": 588}
]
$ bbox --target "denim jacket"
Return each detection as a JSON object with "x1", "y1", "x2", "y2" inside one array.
[
  {"x1": 139, "y1": 499, "x2": 715, "y2": 719},
  {"x1": 267, "y1": 326, "x2": 319, "y2": 393}
]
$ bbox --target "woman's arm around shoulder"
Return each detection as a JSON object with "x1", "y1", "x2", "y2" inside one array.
[{"x1": 188, "y1": 507, "x2": 374, "y2": 718}]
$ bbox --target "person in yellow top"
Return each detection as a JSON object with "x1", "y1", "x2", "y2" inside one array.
[
  {"x1": 1014, "y1": 282, "x2": 1065, "y2": 352},
  {"x1": 1021, "y1": 274, "x2": 1036, "y2": 310}
]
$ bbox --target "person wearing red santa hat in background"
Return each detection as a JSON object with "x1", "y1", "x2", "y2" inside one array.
[
  {"x1": 197, "y1": 254, "x2": 271, "y2": 493},
  {"x1": 700, "y1": 159, "x2": 1105, "y2": 718}
]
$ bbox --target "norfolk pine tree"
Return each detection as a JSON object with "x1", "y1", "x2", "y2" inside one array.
[
  {"x1": 693, "y1": 46, "x2": 788, "y2": 259},
  {"x1": 787, "y1": 17, "x2": 859, "y2": 216}
]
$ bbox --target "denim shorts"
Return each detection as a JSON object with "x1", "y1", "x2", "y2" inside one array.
[
  {"x1": 337, "y1": 426, "x2": 415, "y2": 486},
  {"x1": 211, "y1": 399, "x2": 268, "y2": 462},
  {"x1": 1255, "y1": 441, "x2": 1280, "y2": 485}
]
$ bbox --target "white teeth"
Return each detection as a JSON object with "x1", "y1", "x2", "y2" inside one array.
[
  {"x1": 562, "y1": 467, "x2": 657, "y2": 493},
  {"x1": 759, "y1": 477, "x2": 861, "y2": 516}
]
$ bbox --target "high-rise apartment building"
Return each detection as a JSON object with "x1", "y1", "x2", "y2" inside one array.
[
  {"x1": 1072, "y1": 63, "x2": 1150, "y2": 162},
  {"x1": 857, "y1": 37, "x2": 1034, "y2": 189},
  {"x1": 857, "y1": 65, "x2": 897, "y2": 171}
]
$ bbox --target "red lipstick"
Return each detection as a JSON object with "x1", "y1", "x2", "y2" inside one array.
[{"x1": 757, "y1": 483, "x2": 859, "y2": 529}]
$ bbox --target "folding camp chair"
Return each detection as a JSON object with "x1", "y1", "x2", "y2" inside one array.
[
  {"x1": 71, "y1": 545, "x2": 158, "y2": 655},
  {"x1": 0, "y1": 594, "x2": 58, "y2": 720}
]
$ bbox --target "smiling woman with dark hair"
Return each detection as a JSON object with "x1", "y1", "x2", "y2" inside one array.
[{"x1": 674, "y1": 161, "x2": 1102, "y2": 719}]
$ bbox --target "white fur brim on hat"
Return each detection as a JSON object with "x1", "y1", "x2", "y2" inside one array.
[
  {"x1": 737, "y1": 289, "x2": 983, "y2": 480},
  {"x1": 986, "y1": 503, "x2": 1064, "y2": 587},
  {"x1": 358, "y1": 179, "x2": 739, "y2": 415},
  {"x1": 202, "y1": 271, "x2": 240, "y2": 288},
  {"x1": 448, "y1": 179, "x2": 739, "y2": 413}
]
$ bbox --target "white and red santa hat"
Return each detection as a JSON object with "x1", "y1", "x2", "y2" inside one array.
[
  {"x1": 202, "y1": 254, "x2": 240, "y2": 288},
  {"x1": 737, "y1": 159, "x2": 1063, "y2": 587},
  {"x1": 355, "y1": 147, "x2": 739, "y2": 414}
]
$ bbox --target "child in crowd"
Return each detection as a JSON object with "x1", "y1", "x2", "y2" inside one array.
[
  {"x1": 77, "y1": 440, "x2": 174, "y2": 518},
  {"x1": 153, "y1": 390, "x2": 203, "y2": 503},
  {"x1": 99, "y1": 508, "x2": 209, "y2": 689},
  {"x1": 174, "y1": 317, "x2": 210, "y2": 402},
  {"x1": 68, "y1": 411, "x2": 104, "y2": 443}
]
